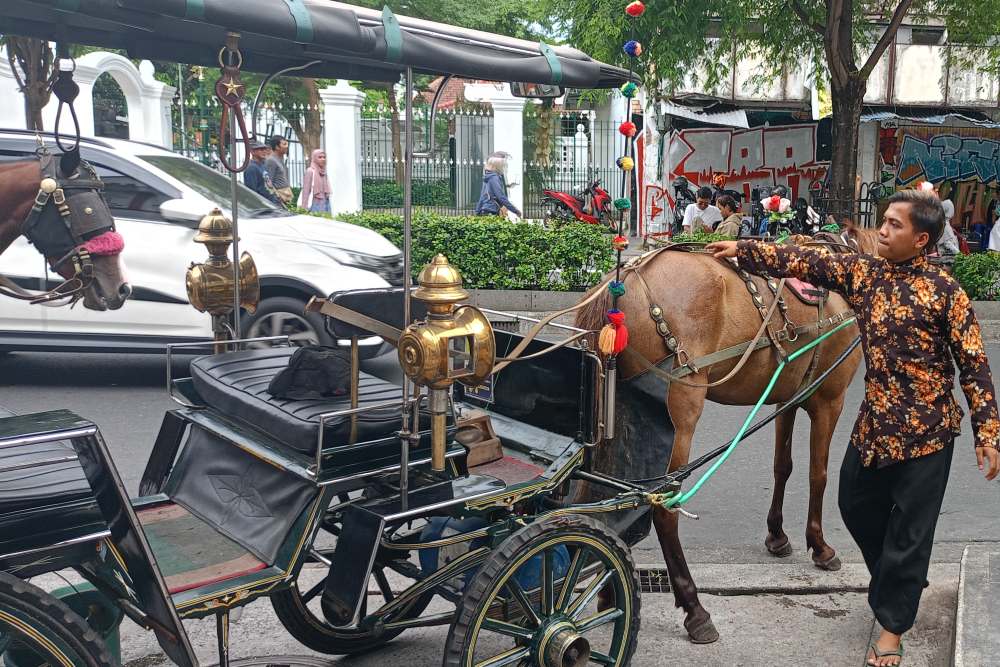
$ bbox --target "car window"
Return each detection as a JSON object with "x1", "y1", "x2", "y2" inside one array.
[
  {"x1": 90, "y1": 163, "x2": 171, "y2": 219},
  {"x1": 0, "y1": 149, "x2": 33, "y2": 162},
  {"x1": 139, "y1": 155, "x2": 292, "y2": 219}
]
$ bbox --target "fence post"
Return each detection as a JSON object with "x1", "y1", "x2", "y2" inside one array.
[
  {"x1": 489, "y1": 85, "x2": 526, "y2": 214},
  {"x1": 138, "y1": 60, "x2": 176, "y2": 148},
  {"x1": 319, "y1": 80, "x2": 365, "y2": 215}
]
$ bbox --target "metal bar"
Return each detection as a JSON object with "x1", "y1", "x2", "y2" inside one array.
[
  {"x1": 316, "y1": 445, "x2": 464, "y2": 488},
  {"x1": 477, "y1": 308, "x2": 591, "y2": 334},
  {"x1": 229, "y1": 110, "x2": 242, "y2": 344},
  {"x1": 0, "y1": 426, "x2": 97, "y2": 449},
  {"x1": 0, "y1": 530, "x2": 111, "y2": 562},
  {"x1": 400, "y1": 66, "x2": 416, "y2": 511}
]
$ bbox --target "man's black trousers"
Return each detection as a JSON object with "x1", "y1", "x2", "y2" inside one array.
[{"x1": 838, "y1": 443, "x2": 954, "y2": 634}]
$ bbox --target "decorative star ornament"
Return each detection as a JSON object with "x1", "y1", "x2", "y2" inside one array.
[{"x1": 222, "y1": 77, "x2": 243, "y2": 96}]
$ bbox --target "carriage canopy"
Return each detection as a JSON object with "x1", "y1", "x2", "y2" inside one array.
[{"x1": 0, "y1": 0, "x2": 635, "y2": 88}]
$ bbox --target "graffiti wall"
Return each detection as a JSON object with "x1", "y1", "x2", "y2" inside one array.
[
  {"x1": 885, "y1": 126, "x2": 1000, "y2": 227},
  {"x1": 643, "y1": 123, "x2": 829, "y2": 234}
]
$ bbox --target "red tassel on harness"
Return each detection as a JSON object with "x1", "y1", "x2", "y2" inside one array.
[{"x1": 606, "y1": 309, "x2": 628, "y2": 354}]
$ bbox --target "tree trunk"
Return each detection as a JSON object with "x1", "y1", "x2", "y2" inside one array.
[
  {"x1": 283, "y1": 78, "x2": 323, "y2": 157},
  {"x1": 827, "y1": 76, "x2": 866, "y2": 224},
  {"x1": 4, "y1": 37, "x2": 55, "y2": 131}
]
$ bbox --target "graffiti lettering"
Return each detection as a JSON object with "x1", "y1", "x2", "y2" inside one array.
[{"x1": 897, "y1": 133, "x2": 1000, "y2": 186}]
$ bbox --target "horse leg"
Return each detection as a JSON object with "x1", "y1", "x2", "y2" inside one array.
[
  {"x1": 651, "y1": 382, "x2": 719, "y2": 644},
  {"x1": 804, "y1": 395, "x2": 846, "y2": 571},
  {"x1": 765, "y1": 409, "x2": 796, "y2": 557}
]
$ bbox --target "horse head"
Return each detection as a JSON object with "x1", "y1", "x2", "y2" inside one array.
[{"x1": 1, "y1": 153, "x2": 131, "y2": 311}]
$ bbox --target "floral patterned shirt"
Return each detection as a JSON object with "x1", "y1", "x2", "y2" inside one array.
[{"x1": 737, "y1": 240, "x2": 1000, "y2": 468}]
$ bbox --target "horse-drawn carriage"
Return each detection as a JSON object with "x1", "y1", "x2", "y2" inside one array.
[{"x1": 0, "y1": 2, "x2": 866, "y2": 665}]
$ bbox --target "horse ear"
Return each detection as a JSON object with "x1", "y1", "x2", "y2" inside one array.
[{"x1": 59, "y1": 148, "x2": 81, "y2": 178}]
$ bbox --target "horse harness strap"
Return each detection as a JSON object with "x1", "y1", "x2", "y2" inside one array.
[{"x1": 624, "y1": 310, "x2": 854, "y2": 387}]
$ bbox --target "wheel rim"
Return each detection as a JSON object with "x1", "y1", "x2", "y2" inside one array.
[
  {"x1": 246, "y1": 312, "x2": 320, "y2": 348},
  {"x1": 465, "y1": 535, "x2": 634, "y2": 667},
  {"x1": 0, "y1": 620, "x2": 75, "y2": 667}
]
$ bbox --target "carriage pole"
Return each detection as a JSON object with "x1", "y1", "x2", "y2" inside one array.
[
  {"x1": 398, "y1": 66, "x2": 417, "y2": 509},
  {"x1": 229, "y1": 108, "x2": 242, "y2": 341}
]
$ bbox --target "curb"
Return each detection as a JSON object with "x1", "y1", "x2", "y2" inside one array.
[{"x1": 954, "y1": 545, "x2": 970, "y2": 667}]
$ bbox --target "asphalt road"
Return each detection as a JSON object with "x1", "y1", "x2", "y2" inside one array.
[{"x1": 2, "y1": 346, "x2": 997, "y2": 571}]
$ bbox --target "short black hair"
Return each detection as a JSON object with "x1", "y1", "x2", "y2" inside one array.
[
  {"x1": 696, "y1": 186, "x2": 713, "y2": 200},
  {"x1": 716, "y1": 194, "x2": 736, "y2": 212},
  {"x1": 268, "y1": 135, "x2": 286, "y2": 150},
  {"x1": 886, "y1": 189, "x2": 945, "y2": 248}
]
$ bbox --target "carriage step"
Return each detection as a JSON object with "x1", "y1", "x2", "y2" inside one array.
[{"x1": 357, "y1": 473, "x2": 506, "y2": 522}]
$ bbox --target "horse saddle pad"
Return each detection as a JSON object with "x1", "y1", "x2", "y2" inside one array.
[
  {"x1": 190, "y1": 347, "x2": 416, "y2": 454},
  {"x1": 785, "y1": 277, "x2": 826, "y2": 306}
]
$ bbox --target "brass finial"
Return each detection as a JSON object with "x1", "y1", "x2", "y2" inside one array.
[{"x1": 413, "y1": 254, "x2": 469, "y2": 305}]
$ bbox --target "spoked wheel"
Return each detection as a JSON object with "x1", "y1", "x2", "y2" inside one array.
[
  {"x1": 270, "y1": 546, "x2": 434, "y2": 655},
  {"x1": 0, "y1": 572, "x2": 117, "y2": 667},
  {"x1": 444, "y1": 514, "x2": 640, "y2": 667}
]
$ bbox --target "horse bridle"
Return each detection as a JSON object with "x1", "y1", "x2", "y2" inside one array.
[{"x1": 0, "y1": 149, "x2": 115, "y2": 306}]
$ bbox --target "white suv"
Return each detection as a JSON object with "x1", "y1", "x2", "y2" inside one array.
[{"x1": 0, "y1": 130, "x2": 403, "y2": 357}]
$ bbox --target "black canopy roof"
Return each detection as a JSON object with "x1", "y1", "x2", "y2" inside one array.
[{"x1": 0, "y1": 0, "x2": 634, "y2": 89}]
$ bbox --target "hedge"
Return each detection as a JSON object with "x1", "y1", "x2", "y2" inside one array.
[
  {"x1": 362, "y1": 179, "x2": 453, "y2": 208},
  {"x1": 954, "y1": 252, "x2": 1000, "y2": 300},
  {"x1": 335, "y1": 211, "x2": 616, "y2": 290}
]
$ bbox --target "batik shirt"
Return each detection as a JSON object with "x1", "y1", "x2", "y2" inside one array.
[{"x1": 736, "y1": 240, "x2": 1000, "y2": 468}]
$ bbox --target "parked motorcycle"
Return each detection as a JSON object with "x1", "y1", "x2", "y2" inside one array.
[{"x1": 543, "y1": 179, "x2": 614, "y2": 227}]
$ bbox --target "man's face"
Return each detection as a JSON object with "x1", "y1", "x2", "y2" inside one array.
[
  {"x1": 277, "y1": 139, "x2": 289, "y2": 156},
  {"x1": 878, "y1": 202, "x2": 929, "y2": 262},
  {"x1": 696, "y1": 197, "x2": 710, "y2": 210},
  {"x1": 252, "y1": 147, "x2": 270, "y2": 162}
]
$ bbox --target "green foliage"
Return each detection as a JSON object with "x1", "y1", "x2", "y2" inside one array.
[
  {"x1": 362, "y1": 179, "x2": 454, "y2": 207},
  {"x1": 334, "y1": 211, "x2": 615, "y2": 290},
  {"x1": 954, "y1": 253, "x2": 1000, "y2": 301}
]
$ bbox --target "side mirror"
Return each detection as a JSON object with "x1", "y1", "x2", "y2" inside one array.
[
  {"x1": 160, "y1": 198, "x2": 210, "y2": 226},
  {"x1": 509, "y1": 82, "x2": 564, "y2": 99}
]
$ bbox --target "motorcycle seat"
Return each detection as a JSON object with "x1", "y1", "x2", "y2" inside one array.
[{"x1": 190, "y1": 347, "x2": 433, "y2": 455}]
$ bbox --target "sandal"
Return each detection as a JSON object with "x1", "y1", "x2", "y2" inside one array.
[{"x1": 867, "y1": 641, "x2": 904, "y2": 666}]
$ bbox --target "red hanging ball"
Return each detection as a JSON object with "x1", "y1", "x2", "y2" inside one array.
[
  {"x1": 612, "y1": 235, "x2": 629, "y2": 252},
  {"x1": 619, "y1": 121, "x2": 638, "y2": 138},
  {"x1": 606, "y1": 310, "x2": 629, "y2": 354},
  {"x1": 625, "y1": 1, "x2": 646, "y2": 17}
]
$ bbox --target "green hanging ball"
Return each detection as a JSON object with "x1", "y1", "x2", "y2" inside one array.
[
  {"x1": 620, "y1": 81, "x2": 638, "y2": 98},
  {"x1": 614, "y1": 197, "x2": 632, "y2": 211}
]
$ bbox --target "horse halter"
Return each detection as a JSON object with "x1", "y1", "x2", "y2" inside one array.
[{"x1": 1, "y1": 149, "x2": 116, "y2": 305}]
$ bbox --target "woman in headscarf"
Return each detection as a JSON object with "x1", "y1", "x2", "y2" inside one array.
[
  {"x1": 474, "y1": 153, "x2": 521, "y2": 219},
  {"x1": 298, "y1": 149, "x2": 331, "y2": 214}
]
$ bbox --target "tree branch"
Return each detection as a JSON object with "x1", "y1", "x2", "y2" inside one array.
[
  {"x1": 788, "y1": 0, "x2": 825, "y2": 36},
  {"x1": 860, "y1": 0, "x2": 914, "y2": 79},
  {"x1": 825, "y1": 0, "x2": 852, "y2": 87}
]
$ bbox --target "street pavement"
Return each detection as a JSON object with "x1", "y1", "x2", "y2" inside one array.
[{"x1": 3, "y1": 347, "x2": 998, "y2": 666}]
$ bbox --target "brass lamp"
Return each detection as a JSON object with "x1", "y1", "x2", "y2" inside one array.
[
  {"x1": 186, "y1": 208, "x2": 260, "y2": 350},
  {"x1": 398, "y1": 254, "x2": 495, "y2": 470}
]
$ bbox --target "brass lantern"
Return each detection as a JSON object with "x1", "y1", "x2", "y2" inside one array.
[
  {"x1": 185, "y1": 208, "x2": 260, "y2": 350},
  {"x1": 398, "y1": 254, "x2": 495, "y2": 470}
]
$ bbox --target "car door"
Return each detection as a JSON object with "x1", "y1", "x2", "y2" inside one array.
[
  {"x1": 42, "y1": 156, "x2": 212, "y2": 341},
  {"x1": 0, "y1": 148, "x2": 47, "y2": 338}
]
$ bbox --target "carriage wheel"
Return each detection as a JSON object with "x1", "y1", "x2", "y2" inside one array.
[
  {"x1": 270, "y1": 546, "x2": 433, "y2": 655},
  {"x1": 0, "y1": 572, "x2": 116, "y2": 667},
  {"x1": 443, "y1": 514, "x2": 640, "y2": 667}
]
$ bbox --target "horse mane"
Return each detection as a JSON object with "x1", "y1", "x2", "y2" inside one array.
[
  {"x1": 0, "y1": 160, "x2": 42, "y2": 256},
  {"x1": 574, "y1": 278, "x2": 613, "y2": 332}
]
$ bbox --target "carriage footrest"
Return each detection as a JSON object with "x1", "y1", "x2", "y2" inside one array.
[{"x1": 321, "y1": 473, "x2": 506, "y2": 626}]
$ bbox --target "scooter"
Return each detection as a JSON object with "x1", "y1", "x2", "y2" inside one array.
[{"x1": 543, "y1": 179, "x2": 615, "y2": 227}]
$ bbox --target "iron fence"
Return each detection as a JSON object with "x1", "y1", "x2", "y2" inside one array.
[
  {"x1": 809, "y1": 181, "x2": 886, "y2": 228},
  {"x1": 360, "y1": 105, "x2": 494, "y2": 215}
]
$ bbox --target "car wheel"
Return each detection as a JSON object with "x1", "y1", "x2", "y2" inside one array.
[{"x1": 243, "y1": 296, "x2": 332, "y2": 348}]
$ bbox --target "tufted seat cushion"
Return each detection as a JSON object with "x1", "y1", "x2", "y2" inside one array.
[{"x1": 190, "y1": 347, "x2": 407, "y2": 454}]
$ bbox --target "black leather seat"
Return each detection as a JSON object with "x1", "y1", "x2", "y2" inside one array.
[{"x1": 190, "y1": 348, "x2": 407, "y2": 454}]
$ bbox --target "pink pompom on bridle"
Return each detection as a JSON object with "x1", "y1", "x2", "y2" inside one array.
[{"x1": 82, "y1": 230, "x2": 124, "y2": 256}]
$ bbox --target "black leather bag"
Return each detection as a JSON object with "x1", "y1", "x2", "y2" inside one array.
[{"x1": 267, "y1": 345, "x2": 351, "y2": 400}]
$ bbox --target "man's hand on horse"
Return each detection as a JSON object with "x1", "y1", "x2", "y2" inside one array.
[
  {"x1": 706, "y1": 240, "x2": 739, "y2": 258},
  {"x1": 976, "y1": 446, "x2": 1000, "y2": 481}
]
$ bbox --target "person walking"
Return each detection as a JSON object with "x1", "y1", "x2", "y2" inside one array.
[
  {"x1": 706, "y1": 189, "x2": 1000, "y2": 667},
  {"x1": 298, "y1": 149, "x2": 331, "y2": 214},
  {"x1": 244, "y1": 140, "x2": 281, "y2": 205},
  {"x1": 474, "y1": 154, "x2": 521, "y2": 219},
  {"x1": 265, "y1": 135, "x2": 293, "y2": 207}
]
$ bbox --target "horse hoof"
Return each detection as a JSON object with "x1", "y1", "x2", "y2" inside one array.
[
  {"x1": 766, "y1": 537, "x2": 793, "y2": 557},
  {"x1": 685, "y1": 617, "x2": 720, "y2": 644},
  {"x1": 813, "y1": 554, "x2": 842, "y2": 571}
]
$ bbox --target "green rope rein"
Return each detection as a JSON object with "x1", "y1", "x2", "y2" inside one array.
[{"x1": 656, "y1": 316, "x2": 858, "y2": 509}]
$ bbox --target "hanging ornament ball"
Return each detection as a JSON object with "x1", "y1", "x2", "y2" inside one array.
[
  {"x1": 620, "y1": 81, "x2": 638, "y2": 98},
  {"x1": 612, "y1": 235, "x2": 630, "y2": 252},
  {"x1": 598, "y1": 324, "x2": 618, "y2": 356},
  {"x1": 619, "y1": 120, "x2": 638, "y2": 138},
  {"x1": 616, "y1": 156, "x2": 635, "y2": 172},
  {"x1": 623, "y1": 40, "x2": 643, "y2": 58},
  {"x1": 625, "y1": 1, "x2": 646, "y2": 17},
  {"x1": 609, "y1": 280, "x2": 626, "y2": 297},
  {"x1": 607, "y1": 309, "x2": 629, "y2": 354},
  {"x1": 613, "y1": 197, "x2": 632, "y2": 211}
]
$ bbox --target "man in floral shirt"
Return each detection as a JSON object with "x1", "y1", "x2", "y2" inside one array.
[{"x1": 707, "y1": 189, "x2": 1000, "y2": 667}]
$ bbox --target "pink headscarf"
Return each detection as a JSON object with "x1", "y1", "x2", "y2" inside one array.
[{"x1": 307, "y1": 149, "x2": 330, "y2": 198}]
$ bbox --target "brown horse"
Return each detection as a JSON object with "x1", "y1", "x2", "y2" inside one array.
[
  {"x1": 577, "y1": 227, "x2": 879, "y2": 643},
  {"x1": 0, "y1": 159, "x2": 130, "y2": 310}
]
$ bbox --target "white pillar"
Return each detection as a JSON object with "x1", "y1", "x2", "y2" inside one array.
[
  {"x1": 71, "y1": 62, "x2": 100, "y2": 139},
  {"x1": 319, "y1": 80, "x2": 365, "y2": 215},
  {"x1": 138, "y1": 60, "x2": 176, "y2": 148},
  {"x1": 0, "y1": 50, "x2": 26, "y2": 130},
  {"x1": 489, "y1": 85, "x2": 526, "y2": 214}
]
